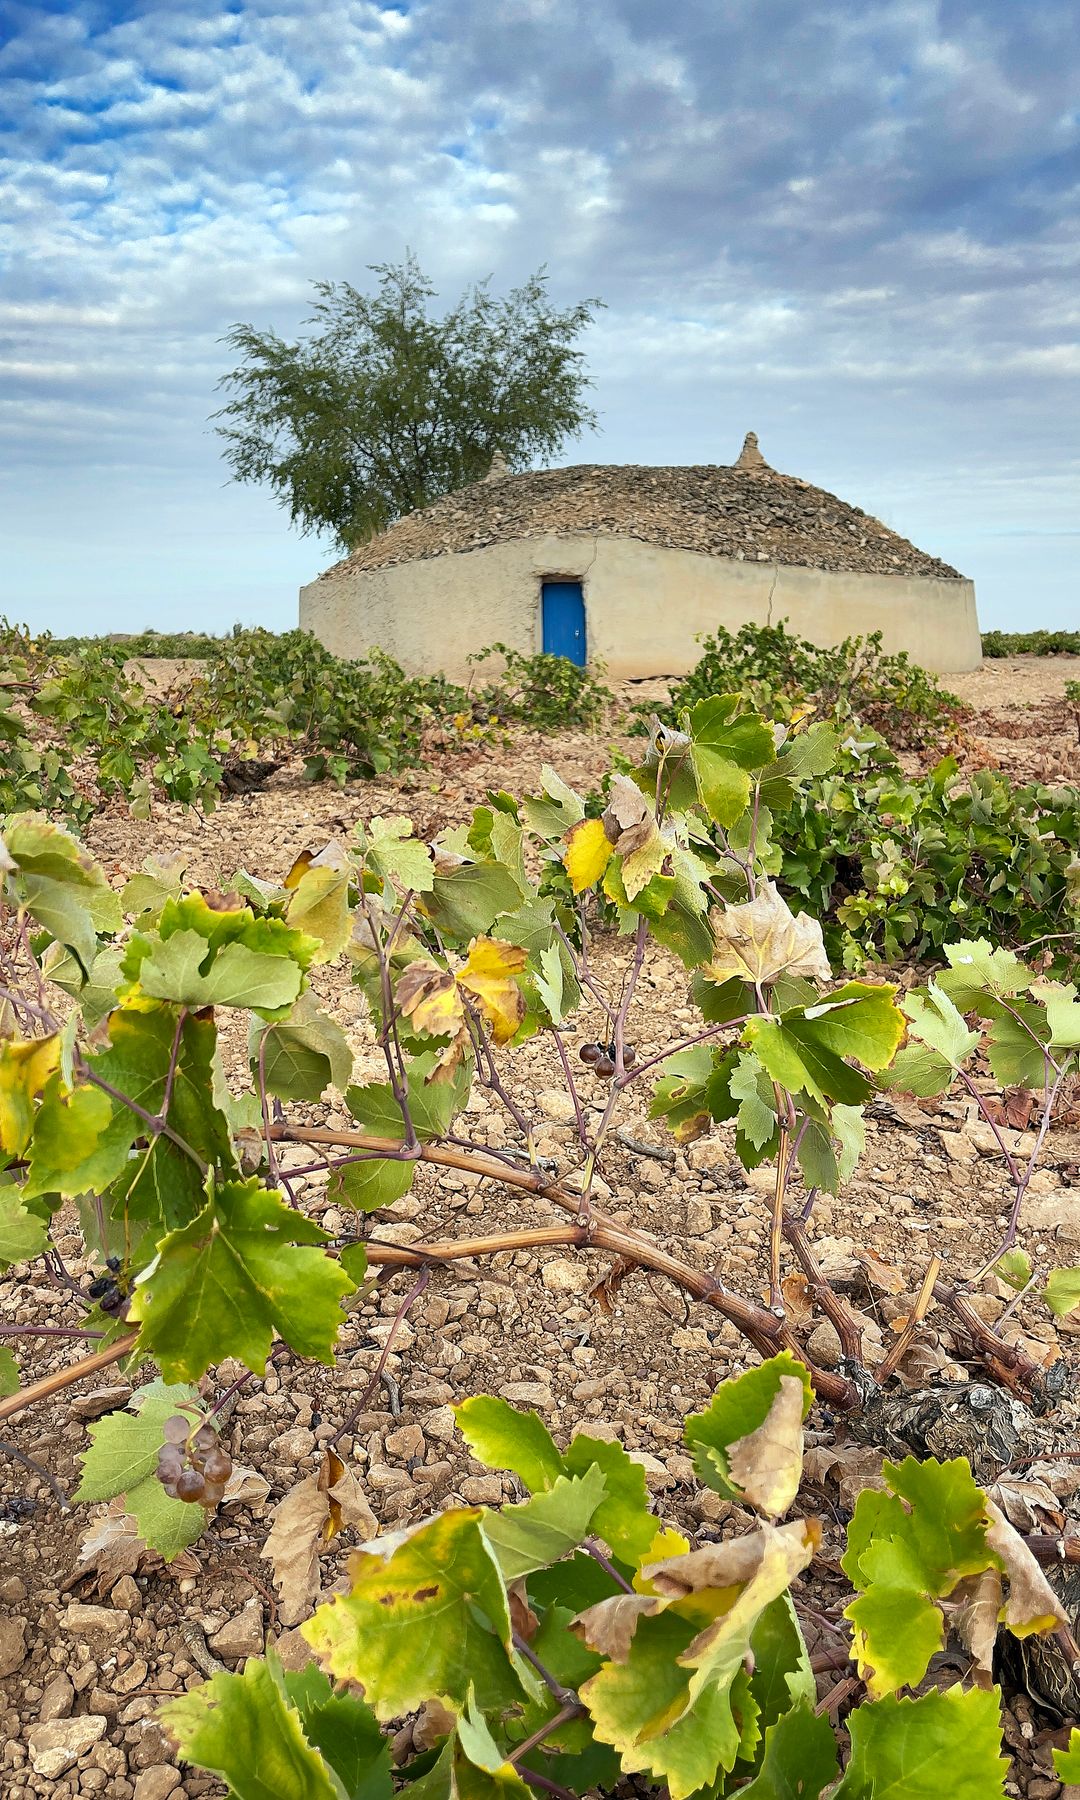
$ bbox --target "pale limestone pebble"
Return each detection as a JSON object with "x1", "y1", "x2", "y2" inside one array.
[
  {"x1": 385, "y1": 1423, "x2": 425, "y2": 1459},
  {"x1": 132, "y1": 1769, "x2": 181, "y2": 1800},
  {"x1": 540, "y1": 1258, "x2": 591, "y2": 1294},
  {"x1": 497, "y1": 1380, "x2": 553, "y2": 1409},
  {"x1": 38, "y1": 1674, "x2": 74, "y2": 1721},
  {"x1": 69, "y1": 1384, "x2": 133, "y2": 1420},
  {"x1": 459, "y1": 1475, "x2": 504, "y2": 1505},
  {"x1": 423, "y1": 1406, "x2": 458, "y2": 1442},
  {"x1": 60, "y1": 1603, "x2": 129, "y2": 1643},
  {"x1": 0, "y1": 1615, "x2": 27, "y2": 1677},
  {"x1": 208, "y1": 1596, "x2": 264, "y2": 1662},
  {"x1": 27, "y1": 1716, "x2": 107, "y2": 1780}
]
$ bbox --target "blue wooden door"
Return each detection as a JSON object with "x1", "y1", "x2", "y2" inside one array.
[{"x1": 541, "y1": 581, "x2": 586, "y2": 665}]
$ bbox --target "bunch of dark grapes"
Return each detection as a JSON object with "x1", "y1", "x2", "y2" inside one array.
[
  {"x1": 156, "y1": 1416, "x2": 233, "y2": 1507},
  {"x1": 578, "y1": 1039, "x2": 637, "y2": 1079},
  {"x1": 86, "y1": 1256, "x2": 130, "y2": 1318}
]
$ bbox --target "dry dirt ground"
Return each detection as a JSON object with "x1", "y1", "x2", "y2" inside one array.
[{"x1": 2, "y1": 655, "x2": 1079, "y2": 1798}]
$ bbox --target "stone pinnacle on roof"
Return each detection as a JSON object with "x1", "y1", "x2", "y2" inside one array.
[
  {"x1": 483, "y1": 449, "x2": 509, "y2": 482},
  {"x1": 735, "y1": 431, "x2": 768, "y2": 470}
]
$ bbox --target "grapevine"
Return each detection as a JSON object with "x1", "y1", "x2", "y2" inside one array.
[{"x1": 1, "y1": 680, "x2": 1079, "y2": 1792}]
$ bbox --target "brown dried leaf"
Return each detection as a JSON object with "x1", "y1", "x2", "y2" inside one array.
[
  {"x1": 802, "y1": 1442, "x2": 887, "y2": 1511},
  {"x1": 856, "y1": 1249, "x2": 906, "y2": 1295},
  {"x1": 726, "y1": 1376, "x2": 805, "y2": 1519},
  {"x1": 950, "y1": 1567, "x2": 1002, "y2": 1685},
  {"x1": 780, "y1": 1272, "x2": 814, "y2": 1326},
  {"x1": 705, "y1": 880, "x2": 831, "y2": 986},
  {"x1": 571, "y1": 1590, "x2": 659, "y2": 1660},
  {"x1": 262, "y1": 1451, "x2": 377, "y2": 1626},
  {"x1": 600, "y1": 775, "x2": 667, "y2": 899},
  {"x1": 989, "y1": 1474, "x2": 1063, "y2": 1533},
  {"x1": 985, "y1": 1498, "x2": 1068, "y2": 1636},
  {"x1": 221, "y1": 1463, "x2": 271, "y2": 1513}
]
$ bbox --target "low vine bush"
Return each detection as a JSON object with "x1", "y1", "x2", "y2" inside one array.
[
  {"x1": 0, "y1": 621, "x2": 615, "y2": 816},
  {"x1": 3, "y1": 691, "x2": 1080, "y2": 1789},
  {"x1": 659, "y1": 621, "x2": 965, "y2": 749},
  {"x1": 982, "y1": 629, "x2": 1080, "y2": 658},
  {"x1": 159, "y1": 1361, "x2": 1072, "y2": 1799}
]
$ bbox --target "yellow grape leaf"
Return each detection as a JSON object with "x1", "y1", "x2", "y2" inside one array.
[
  {"x1": 563, "y1": 818, "x2": 613, "y2": 895},
  {"x1": 457, "y1": 937, "x2": 528, "y2": 1044},
  {"x1": 706, "y1": 881, "x2": 831, "y2": 987},
  {"x1": 397, "y1": 960, "x2": 466, "y2": 1039},
  {"x1": 0, "y1": 1034, "x2": 61, "y2": 1155}
]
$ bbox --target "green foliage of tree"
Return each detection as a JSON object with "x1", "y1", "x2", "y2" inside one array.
[{"x1": 213, "y1": 255, "x2": 603, "y2": 548}]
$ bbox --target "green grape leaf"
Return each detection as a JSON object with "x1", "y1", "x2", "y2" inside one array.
[
  {"x1": 903, "y1": 980, "x2": 980, "y2": 1067},
  {"x1": 986, "y1": 1005, "x2": 1053, "y2": 1087},
  {"x1": 533, "y1": 943, "x2": 566, "y2": 1025},
  {"x1": 1044, "y1": 1267, "x2": 1080, "y2": 1317},
  {"x1": 129, "y1": 1175, "x2": 354, "y2": 1380},
  {"x1": 160, "y1": 1655, "x2": 347, "y2": 1800},
  {"x1": 482, "y1": 1467, "x2": 608, "y2": 1580},
  {"x1": 134, "y1": 929, "x2": 307, "y2": 1016},
  {"x1": 283, "y1": 1667, "x2": 393, "y2": 1800},
  {"x1": 454, "y1": 1399, "x2": 656, "y2": 1564},
  {"x1": 302, "y1": 1508, "x2": 528, "y2": 1718},
  {"x1": 75, "y1": 1382, "x2": 206, "y2": 1561},
  {"x1": 336, "y1": 1053, "x2": 466, "y2": 1211},
  {"x1": 684, "y1": 1355, "x2": 813, "y2": 1510},
  {"x1": 252, "y1": 992, "x2": 354, "y2": 1102},
  {"x1": 1053, "y1": 1727, "x2": 1080, "y2": 1782},
  {"x1": 521, "y1": 766, "x2": 586, "y2": 838},
  {"x1": 649, "y1": 1045, "x2": 714, "y2": 1145},
  {"x1": 454, "y1": 1396, "x2": 565, "y2": 1492},
  {"x1": 2, "y1": 814, "x2": 121, "y2": 971},
  {"x1": 0, "y1": 1346, "x2": 19, "y2": 1396},
  {"x1": 747, "y1": 982, "x2": 904, "y2": 1107},
  {"x1": 563, "y1": 1435, "x2": 656, "y2": 1564},
  {"x1": 742, "y1": 1595, "x2": 816, "y2": 1751},
  {"x1": 1040, "y1": 981, "x2": 1080, "y2": 1049},
  {"x1": 0, "y1": 1184, "x2": 50, "y2": 1268},
  {"x1": 939, "y1": 939, "x2": 1032, "y2": 1010},
  {"x1": 687, "y1": 696, "x2": 775, "y2": 828},
  {"x1": 286, "y1": 865, "x2": 353, "y2": 964},
  {"x1": 833, "y1": 1684, "x2": 1007, "y2": 1799},
  {"x1": 366, "y1": 815, "x2": 436, "y2": 893},
  {"x1": 422, "y1": 862, "x2": 526, "y2": 942},
  {"x1": 879, "y1": 1042, "x2": 954, "y2": 1097},
  {"x1": 995, "y1": 1248, "x2": 1033, "y2": 1291},
  {"x1": 728, "y1": 1053, "x2": 779, "y2": 1153},
  {"x1": 690, "y1": 972, "x2": 750, "y2": 1024},
  {"x1": 842, "y1": 1456, "x2": 993, "y2": 1697},
  {"x1": 23, "y1": 1003, "x2": 230, "y2": 1212},
  {"x1": 735, "y1": 1698, "x2": 839, "y2": 1799}
]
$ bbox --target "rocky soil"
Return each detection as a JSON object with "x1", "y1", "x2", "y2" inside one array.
[{"x1": 1, "y1": 654, "x2": 1078, "y2": 1797}]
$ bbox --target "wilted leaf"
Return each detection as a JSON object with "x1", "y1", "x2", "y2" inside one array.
[
  {"x1": 457, "y1": 937, "x2": 528, "y2": 1043},
  {"x1": 726, "y1": 1377, "x2": 806, "y2": 1519},
  {"x1": 601, "y1": 777, "x2": 668, "y2": 901},
  {"x1": 984, "y1": 1497, "x2": 1067, "y2": 1637},
  {"x1": 705, "y1": 882, "x2": 831, "y2": 987},
  {"x1": 684, "y1": 1354, "x2": 814, "y2": 1504},
  {"x1": 262, "y1": 1449, "x2": 378, "y2": 1626}
]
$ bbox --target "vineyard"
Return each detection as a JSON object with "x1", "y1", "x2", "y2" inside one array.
[{"x1": 2, "y1": 623, "x2": 1080, "y2": 1799}]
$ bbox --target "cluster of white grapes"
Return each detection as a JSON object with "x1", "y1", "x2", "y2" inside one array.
[{"x1": 156, "y1": 1414, "x2": 233, "y2": 1506}]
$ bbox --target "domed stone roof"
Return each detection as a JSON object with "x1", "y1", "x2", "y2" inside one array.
[{"x1": 320, "y1": 436, "x2": 963, "y2": 582}]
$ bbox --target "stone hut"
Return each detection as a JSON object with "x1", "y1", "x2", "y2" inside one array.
[{"x1": 299, "y1": 435, "x2": 980, "y2": 677}]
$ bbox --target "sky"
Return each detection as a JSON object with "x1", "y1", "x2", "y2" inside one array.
[{"x1": 1, "y1": 0, "x2": 1077, "y2": 638}]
